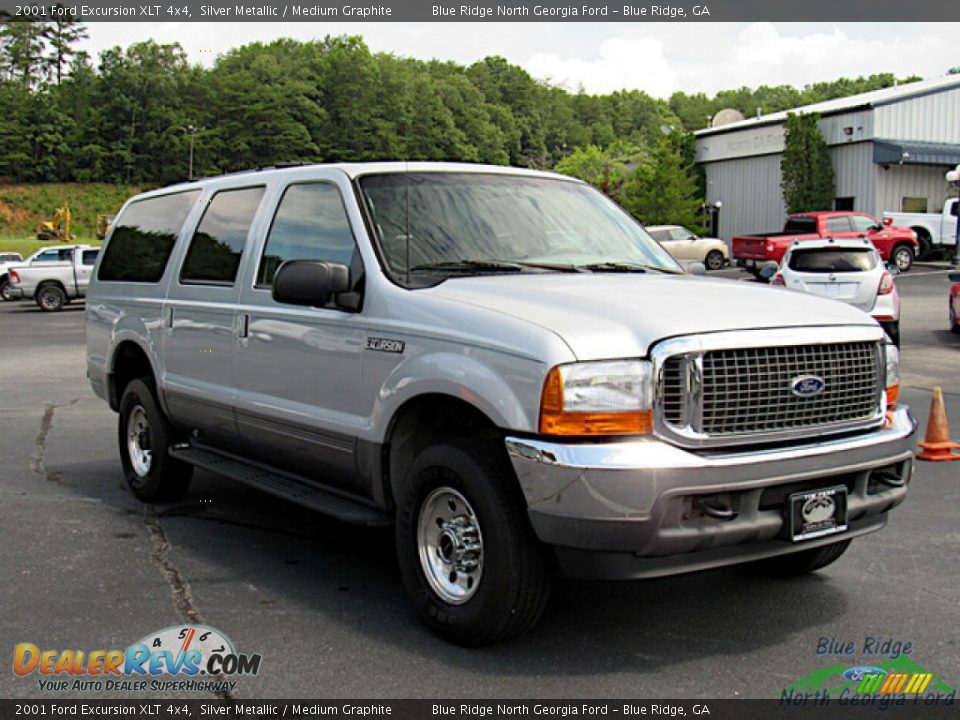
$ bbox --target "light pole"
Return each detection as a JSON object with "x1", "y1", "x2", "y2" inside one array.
[
  {"x1": 183, "y1": 125, "x2": 197, "y2": 180},
  {"x1": 947, "y1": 164, "x2": 960, "y2": 268}
]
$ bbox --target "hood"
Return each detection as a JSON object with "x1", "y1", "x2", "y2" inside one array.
[{"x1": 426, "y1": 273, "x2": 878, "y2": 360}]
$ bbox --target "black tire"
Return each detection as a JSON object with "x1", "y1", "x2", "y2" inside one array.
[
  {"x1": 36, "y1": 284, "x2": 67, "y2": 312},
  {"x1": 754, "y1": 540, "x2": 851, "y2": 577},
  {"x1": 950, "y1": 301, "x2": 960, "y2": 335},
  {"x1": 0, "y1": 277, "x2": 11, "y2": 302},
  {"x1": 914, "y1": 230, "x2": 933, "y2": 261},
  {"x1": 705, "y1": 250, "x2": 725, "y2": 271},
  {"x1": 891, "y1": 244, "x2": 914, "y2": 273},
  {"x1": 118, "y1": 379, "x2": 191, "y2": 502},
  {"x1": 884, "y1": 320, "x2": 901, "y2": 348},
  {"x1": 395, "y1": 441, "x2": 552, "y2": 646}
]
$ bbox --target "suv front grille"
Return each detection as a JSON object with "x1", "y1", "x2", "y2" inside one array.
[{"x1": 661, "y1": 342, "x2": 882, "y2": 439}]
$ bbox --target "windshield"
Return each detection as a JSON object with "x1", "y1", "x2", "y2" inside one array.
[
  {"x1": 788, "y1": 248, "x2": 879, "y2": 273},
  {"x1": 357, "y1": 172, "x2": 682, "y2": 282}
]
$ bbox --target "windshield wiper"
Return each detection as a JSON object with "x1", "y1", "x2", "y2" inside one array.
[
  {"x1": 409, "y1": 259, "x2": 583, "y2": 274},
  {"x1": 578, "y1": 262, "x2": 682, "y2": 274}
]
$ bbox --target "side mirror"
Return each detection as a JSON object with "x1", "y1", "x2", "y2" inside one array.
[
  {"x1": 759, "y1": 265, "x2": 777, "y2": 280},
  {"x1": 687, "y1": 235, "x2": 698, "y2": 242},
  {"x1": 883, "y1": 217, "x2": 893, "y2": 226},
  {"x1": 885, "y1": 263, "x2": 901, "y2": 276},
  {"x1": 272, "y1": 260, "x2": 350, "y2": 307},
  {"x1": 685, "y1": 261, "x2": 707, "y2": 275}
]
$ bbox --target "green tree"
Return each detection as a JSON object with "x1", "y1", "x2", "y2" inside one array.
[
  {"x1": 554, "y1": 142, "x2": 642, "y2": 200},
  {"x1": 0, "y1": 19, "x2": 48, "y2": 88},
  {"x1": 780, "y1": 112, "x2": 835, "y2": 214},
  {"x1": 620, "y1": 132, "x2": 702, "y2": 227},
  {"x1": 43, "y1": 6, "x2": 88, "y2": 84}
]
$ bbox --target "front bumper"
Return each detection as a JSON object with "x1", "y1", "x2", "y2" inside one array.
[{"x1": 505, "y1": 406, "x2": 917, "y2": 580}]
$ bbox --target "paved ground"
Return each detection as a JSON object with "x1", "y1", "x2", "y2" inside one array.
[{"x1": 1, "y1": 270, "x2": 959, "y2": 700}]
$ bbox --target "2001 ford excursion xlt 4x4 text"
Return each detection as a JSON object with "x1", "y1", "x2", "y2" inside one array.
[{"x1": 86, "y1": 163, "x2": 916, "y2": 645}]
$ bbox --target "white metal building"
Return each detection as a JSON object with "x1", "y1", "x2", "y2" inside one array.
[{"x1": 694, "y1": 75, "x2": 960, "y2": 241}]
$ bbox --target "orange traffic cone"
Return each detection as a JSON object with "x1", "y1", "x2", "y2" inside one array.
[{"x1": 917, "y1": 387, "x2": 960, "y2": 462}]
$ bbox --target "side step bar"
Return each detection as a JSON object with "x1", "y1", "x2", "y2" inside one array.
[{"x1": 168, "y1": 444, "x2": 391, "y2": 527}]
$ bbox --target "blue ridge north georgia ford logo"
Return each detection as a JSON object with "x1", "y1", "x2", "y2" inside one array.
[{"x1": 791, "y1": 375, "x2": 826, "y2": 398}]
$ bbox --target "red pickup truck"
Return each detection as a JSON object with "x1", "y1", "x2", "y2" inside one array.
[{"x1": 733, "y1": 211, "x2": 919, "y2": 275}]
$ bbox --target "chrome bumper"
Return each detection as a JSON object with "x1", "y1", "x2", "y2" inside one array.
[{"x1": 505, "y1": 406, "x2": 917, "y2": 579}]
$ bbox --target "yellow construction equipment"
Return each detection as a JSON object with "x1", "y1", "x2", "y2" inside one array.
[{"x1": 35, "y1": 204, "x2": 74, "y2": 242}]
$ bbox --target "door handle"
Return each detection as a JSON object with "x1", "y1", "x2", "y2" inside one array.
[{"x1": 237, "y1": 313, "x2": 250, "y2": 339}]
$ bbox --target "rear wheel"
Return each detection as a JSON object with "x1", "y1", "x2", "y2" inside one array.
[
  {"x1": 395, "y1": 441, "x2": 552, "y2": 646},
  {"x1": 754, "y1": 540, "x2": 851, "y2": 577},
  {"x1": 0, "y1": 277, "x2": 11, "y2": 302},
  {"x1": 118, "y1": 379, "x2": 191, "y2": 502},
  {"x1": 891, "y1": 244, "x2": 914, "y2": 272},
  {"x1": 951, "y1": 301, "x2": 960, "y2": 335},
  {"x1": 36, "y1": 285, "x2": 67, "y2": 312},
  {"x1": 914, "y1": 230, "x2": 933, "y2": 261},
  {"x1": 705, "y1": 250, "x2": 725, "y2": 271}
]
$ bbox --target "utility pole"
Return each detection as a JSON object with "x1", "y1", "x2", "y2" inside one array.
[{"x1": 183, "y1": 125, "x2": 197, "y2": 180}]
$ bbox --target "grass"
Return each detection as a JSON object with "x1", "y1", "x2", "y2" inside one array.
[{"x1": 0, "y1": 183, "x2": 139, "y2": 245}]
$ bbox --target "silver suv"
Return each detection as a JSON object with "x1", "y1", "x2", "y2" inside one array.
[{"x1": 87, "y1": 163, "x2": 916, "y2": 645}]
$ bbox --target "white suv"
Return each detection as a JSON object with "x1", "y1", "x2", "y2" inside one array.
[{"x1": 771, "y1": 238, "x2": 900, "y2": 346}]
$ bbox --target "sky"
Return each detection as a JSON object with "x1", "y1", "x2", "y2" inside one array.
[{"x1": 81, "y1": 22, "x2": 960, "y2": 98}]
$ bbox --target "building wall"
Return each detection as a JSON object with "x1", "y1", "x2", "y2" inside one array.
[
  {"x1": 704, "y1": 154, "x2": 785, "y2": 240},
  {"x1": 877, "y1": 164, "x2": 955, "y2": 215},
  {"x1": 832, "y1": 142, "x2": 879, "y2": 215},
  {"x1": 874, "y1": 88, "x2": 960, "y2": 143}
]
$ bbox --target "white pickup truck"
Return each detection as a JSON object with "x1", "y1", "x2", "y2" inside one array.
[
  {"x1": 7, "y1": 244, "x2": 100, "y2": 311},
  {"x1": 884, "y1": 198, "x2": 958, "y2": 260},
  {"x1": 0, "y1": 252, "x2": 24, "y2": 301}
]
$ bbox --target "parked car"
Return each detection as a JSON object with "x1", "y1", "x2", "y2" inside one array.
[
  {"x1": 7, "y1": 244, "x2": 99, "y2": 311},
  {"x1": 87, "y1": 163, "x2": 915, "y2": 645},
  {"x1": 884, "y1": 198, "x2": 958, "y2": 260},
  {"x1": 769, "y1": 238, "x2": 901, "y2": 346},
  {"x1": 733, "y1": 211, "x2": 918, "y2": 276},
  {"x1": 950, "y1": 272, "x2": 960, "y2": 334},
  {"x1": 2, "y1": 245, "x2": 86, "y2": 302},
  {"x1": 646, "y1": 225, "x2": 729, "y2": 270},
  {"x1": 0, "y1": 252, "x2": 24, "y2": 301}
]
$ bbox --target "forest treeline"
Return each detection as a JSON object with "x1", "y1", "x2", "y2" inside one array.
[{"x1": 0, "y1": 16, "x2": 924, "y2": 222}]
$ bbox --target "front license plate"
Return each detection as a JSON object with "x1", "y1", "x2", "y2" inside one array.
[{"x1": 788, "y1": 486, "x2": 848, "y2": 542}]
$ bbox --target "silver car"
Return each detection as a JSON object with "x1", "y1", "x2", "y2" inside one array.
[
  {"x1": 86, "y1": 163, "x2": 914, "y2": 645},
  {"x1": 646, "y1": 225, "x2": 729, "y2": 270},
  {"x1": 772, "y1": 238, "x2": 901, "y2": 346}
]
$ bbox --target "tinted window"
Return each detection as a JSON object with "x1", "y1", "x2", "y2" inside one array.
[
  {"x1": 826, "y1": 217, "x2": 851, "y2": 233},
  {"x1": 257, "y1": 183, "x2": 357, "y2": 286},
  {"x1": 98, "y1": 191, "x2": 200, "y2": 282},
  {"x1": 789, "y1": 248, "x2": 878, "y2": 273},
  {"x1": 82, "y1": 249, "x2": 99, "y2": 266},
  {"x1": 649, "y1": 229, "x2": 670, "y2": 242},
  {"x1": 850, "y1": 215, "x2": 879, "y2": 232},
  {"x1": 181, "y1": 187, "x2": 265, "y2": 285},
  {"x1": 783, "y1": 217, "x2": 816, "y2": 233},
  {"x1": 35, "y1": 249, "x2": 72, "y2": 263}
]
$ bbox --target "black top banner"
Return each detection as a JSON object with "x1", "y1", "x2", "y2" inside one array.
[{"x1": 0, "y1": 0, "x2": 956, "y2": 22}]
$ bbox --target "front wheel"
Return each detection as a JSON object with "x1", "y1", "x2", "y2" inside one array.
[
  {"x1": 891, "y1": 244, "x2": 914, "y2": 273},
  {"x1": 36, "y1": 285, "x2": 67, "y2": 312},
  {"x1": 395, "y1": 441, "x2": 552, "y2": 646},
  {"x1": 753, "y1": 540, "x2": 851, "y2": 577},
  {"x1": 705, "y1": 250, "x2": 725, "y2": 271},
  {"x1": 118, "y1": 379, "x2": 192, "y2": 502}
]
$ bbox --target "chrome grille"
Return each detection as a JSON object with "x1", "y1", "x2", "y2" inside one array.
[
  {"x1": 662, "y1": 357, "x2": 687, "y2": 426},
  {"x1": 662, "y1": 342, "x2": 882, "y2": 438}
]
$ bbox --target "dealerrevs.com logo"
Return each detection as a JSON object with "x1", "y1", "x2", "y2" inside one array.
[{"x1": 13, "y1": 625, "x2": 261, "y2": 694}]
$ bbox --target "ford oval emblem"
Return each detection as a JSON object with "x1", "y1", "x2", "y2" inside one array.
[
  {"x1": 802, "y1": 495, "x2": 836, "y2": 524},
  {"x1": 791, "y1": 375, "x2": 826, "y2": 398}
]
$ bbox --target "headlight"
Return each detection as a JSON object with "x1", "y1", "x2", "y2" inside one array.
[
  {"x1": 883, "y1": 344, "x2": 900, "y2": 404},
  {"x1": 539, "y1": 360, "x2": 653, "y2": 436}
]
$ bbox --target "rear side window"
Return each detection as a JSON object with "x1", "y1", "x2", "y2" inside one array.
[
  {"x1": 783, "y1": 217, "x2": 816, "y2": 233},
  {"x1": 825, "y1": 217, "x2": 851, "y2": 233},
  {"x1": 98, "y1": 191, "x2": 200, "y2": 282},
  {"x1": 82, "y1": 250, "x2": 99, "y2": 266},
  {"x1": 180, "y1": 187, "x2": 265, "y2": 285},
  {"x1": 649, "y1": 229, "x2": 670, "y2": 243},
  {"x1": 256, "y1": 183, "x2": 357, "y2": 287},
  {"x1": 788, "y1": 248, "x2": 878, "y2": 273}
]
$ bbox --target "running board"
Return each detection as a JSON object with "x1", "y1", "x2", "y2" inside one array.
[{"x1": 168, "y1": 444, "x2": 391, "y2": 526}]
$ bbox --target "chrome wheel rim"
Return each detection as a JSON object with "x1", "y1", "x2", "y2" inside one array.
[
  {"x1": 706, "y1": 252, "x2": 723, "y2": 270},
  {"x1": 126, "y1": 405, "x2": 152, "y2": 477},
  {"x1": 417, "y1": 486, "x2": 483, "y2": 605},
  {"x1": 895, "y1": 249, "x2": 911, "y2": 271},
  {"x1": 0, "y1": 284, "x2": 9, "y2": 301},
  {"x1": 40, "y1": 290, "x2": 60, "y2": 310}
]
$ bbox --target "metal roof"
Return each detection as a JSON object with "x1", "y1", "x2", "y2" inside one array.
[
  {"x1": 695, "y1": 75, "x2": 960, "y2": 138},
  {"x1": 872, "y1": 139, "x2": 960, "y2": 166}
]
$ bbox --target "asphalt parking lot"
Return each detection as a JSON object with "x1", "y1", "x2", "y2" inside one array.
[{"x1": 2, "y1": 268, "x2": 959, "y2": 700}]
